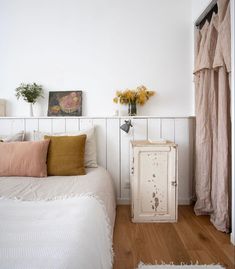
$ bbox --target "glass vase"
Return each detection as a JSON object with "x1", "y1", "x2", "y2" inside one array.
[{"x1": 128, "y1": 102, "x2": 137, "y2": 116}]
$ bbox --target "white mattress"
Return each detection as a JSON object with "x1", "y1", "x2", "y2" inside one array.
[{"x1": 0, "y1": 166, "x2": 116, "y2": 229}]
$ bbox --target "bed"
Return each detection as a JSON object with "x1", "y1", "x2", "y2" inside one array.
[{"x1": 0, "y1": 166, "x2": 116, "y2": 269}]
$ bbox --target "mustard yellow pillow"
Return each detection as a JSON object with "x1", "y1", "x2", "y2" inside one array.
[{"x1": 44, "y1": 135, "x2": 87, "y2": 176}]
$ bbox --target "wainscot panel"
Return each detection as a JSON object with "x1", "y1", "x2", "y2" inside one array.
[{"x1": 0, "y1": 116, "x2": 195, "y2": 205}]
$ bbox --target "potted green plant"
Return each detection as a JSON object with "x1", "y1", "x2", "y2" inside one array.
[{"x1": 15, "y1": 83, "x2": 44, "y2": 117}]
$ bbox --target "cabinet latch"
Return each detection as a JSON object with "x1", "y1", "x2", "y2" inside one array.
[{"x1": 131, "y1": 167, "x2": 134, "y2": 174}]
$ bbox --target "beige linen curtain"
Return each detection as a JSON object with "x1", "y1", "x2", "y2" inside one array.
[{"x1": 194, "y1": 0, "x2": 231, "y2": 233}]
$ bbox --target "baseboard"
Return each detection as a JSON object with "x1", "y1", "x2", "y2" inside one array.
[
  {"x1": 117, "y1": 198, "x2": 130, "y2": 205},
  {"x1": 231, "y1": 232, "x2": 235, "y2": 245},
  {"x1": 178, "y1": 198, "x2": 194, "y2": 205}
]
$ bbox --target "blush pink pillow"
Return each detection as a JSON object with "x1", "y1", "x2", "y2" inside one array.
[{"x1": 0, "y1": 140, "x2": 50, "y2": 177}]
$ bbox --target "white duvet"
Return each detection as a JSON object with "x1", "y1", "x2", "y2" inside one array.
[
  {"x1": 0, "y1": 167, "x2": 116, "y2": 229},
  {"x1": 0, "y1": 195, "x2": 113, "y2": 269},
  {"x1": 0, "y1": 166, "x2": 116, "y2": 269}
]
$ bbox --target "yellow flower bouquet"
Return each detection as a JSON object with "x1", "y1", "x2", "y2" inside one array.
[{"x1": 113, "y1": 85, "x2": 155, "y2": 115}]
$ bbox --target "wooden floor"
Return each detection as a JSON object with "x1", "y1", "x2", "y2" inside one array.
[{"x1": 113, "y1": 205, "x2": 235, "y2": 269}]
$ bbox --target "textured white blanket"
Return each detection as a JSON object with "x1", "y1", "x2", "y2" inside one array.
[
  {"x1": 0, "y1": 195, "x2": 113, "y2": 269},
  {"x1": 0, "y1": 166, "x2": 116, "y2": 230}
]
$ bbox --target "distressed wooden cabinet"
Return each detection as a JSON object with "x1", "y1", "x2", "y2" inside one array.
[{"x1": 130, "y1": 140, "x2": 178, "y2": 222}]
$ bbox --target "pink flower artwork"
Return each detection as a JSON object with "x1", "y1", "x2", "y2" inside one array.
[{"x1": 48, "y1": 91, "x2": 82, "y2": 116}]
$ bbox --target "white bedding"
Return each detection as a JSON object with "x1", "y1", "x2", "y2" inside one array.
[
  {"x1": 0, "y1": 166, "x2": 116, "y2": 269},
  {"x1": 0, "y1": 196, "x2": 112, "y2": 269},
  {"x1": 0, "y1": 166, "x2": 116, "y2": 228}
]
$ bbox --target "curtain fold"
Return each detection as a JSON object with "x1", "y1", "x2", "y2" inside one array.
[{"x1": 194, "y1": 0, "x2": 231, "y2": 233}]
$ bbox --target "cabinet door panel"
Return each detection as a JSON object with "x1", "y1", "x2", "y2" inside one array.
[
  {"x1": 133, "y1": 146, "x2": 177, "y2": 222},
  {"x1": 139, "y1": 151, "x2": 168, "y2": 214}
]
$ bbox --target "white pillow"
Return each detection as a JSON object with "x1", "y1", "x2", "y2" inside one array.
[
  {"x1": 33, "y1": 127, "x2": 97, "y2": 168},
  {"x1": 0, "y1": 131, "x2": 25, "y2": 142}
]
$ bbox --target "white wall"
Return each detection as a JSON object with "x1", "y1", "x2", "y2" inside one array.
[
  {"x1": 192, "y1": 0, "x2": 212, "y2": 22},
  {"x1": 0, "y1": 0, "x2": 193, "y2": 117}
]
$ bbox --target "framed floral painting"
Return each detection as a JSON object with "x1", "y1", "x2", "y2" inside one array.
[{"x1": 47, "y1": 91, "x2": 82, "y2": 116}]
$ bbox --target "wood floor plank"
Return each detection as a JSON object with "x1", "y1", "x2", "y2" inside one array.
[
  {"x1": 113, "y1": 205, "x2": 235, "y2": 269},
  {"x1": 187, "y1": 250, "x2": 217, "y2": 265},
  {"x1": 178, "y1": 208, "x2": 234, "y2": 268}
]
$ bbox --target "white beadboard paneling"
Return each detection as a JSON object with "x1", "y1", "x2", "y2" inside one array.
[
  {"x1": 0, "y1": 118, "x2": 24, "y2": 136},
  {"x1": 80, "y1": 118, "x2": 93, "y2": 130},
  {"x1": 175, "y1": 119, "x2": 192, "y2": 204},
  {"x1": 0, "y1": 117, "x2": 195, "y2": 205},
  {"x1": 11, "y1": 119, "x2": 25, "y2": 134},
  {"x1": 148, "y1": 118, "x2": 161, "y2": 141},
  {"x1": 93, "y1": 119, "x2": 106, "y2": 168},
  {"x1": 25, "y1": 119, "x2": 38, "y2": 140},
  {"x1": 120, "y1": 118, "x2": 133, "y2": 200},
  {"x1": 133, "y1": 119, "x2": 147, "y2": 140},
  {"x1": 188, "y1": 118, "x2": 196, "y2": 200},
  {"x1": 0, "y1": 119, "x2": 15, "y2": 135},
  {"x1": 189, "y1": 118, "x2": 196, "y2": 201},
  {"x1": 161, "y1": 119, "x2": 175, "y2": 141},
  {"x1": 107, "y1": 118, "x2": 120, "y2": 198},
  {"x1": 38, "y1": 119, "x2": 52, "y2": 132},
  {"x1": 52, "y1": 119, "x2": 66, "y2": 133},
  {"x1": 65, "y1": 118, "x2": 79, "y2": 132}
]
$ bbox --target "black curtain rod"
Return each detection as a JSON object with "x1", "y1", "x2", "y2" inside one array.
[{"x1": 195, "y1": 0, "x2": 218, "y2": 28}]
